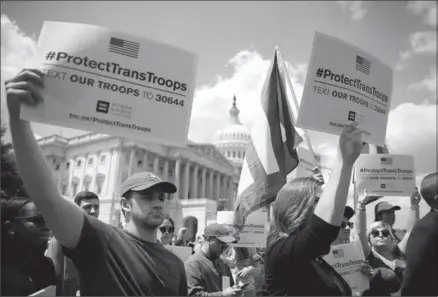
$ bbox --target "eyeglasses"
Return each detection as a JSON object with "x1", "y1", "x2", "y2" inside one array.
[
  {"x1": 371, "y1": 229, "x2": 391, "y2": 238},
  {"x1": 159, "y1": 226, "x2": 174, "y2": 234},
  {"x1": 15, "y1": 214, "x2": 46, "y2": 227},
  {"x1": 341, "y1": 222, "x2": 354, "y2": 228}
]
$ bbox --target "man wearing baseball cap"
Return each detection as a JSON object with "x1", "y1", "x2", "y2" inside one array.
[{"x1": 185, "y1": 223, "x2": 242, "y2": 296}]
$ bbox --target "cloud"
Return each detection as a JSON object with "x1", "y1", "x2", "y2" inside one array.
[
  {"x1": 1, "y1": 14, "x2": 87, "y2": 141},
  {"x1": 407, "y1": 1, "x2": 437, "y2": 27},
  {"x1": 188, "y1": 50, "x2": 307, "y2": 143},
  {"x1": 408, "y1": 67, "x2": 437, "y2": 102},
  {"x1": 337, "y1": 1, "x2": 368, "y2": 20},
  {"x1": 399, "y1": 31, "x2": 436, "y2": 61},
  {"x1": 386, "y1": 102, "x2": 437, "y2": 178}
]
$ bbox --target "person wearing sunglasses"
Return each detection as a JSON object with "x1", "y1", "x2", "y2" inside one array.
[
  {"x1": 1, "y1": 197, "x2": 56, "y2": 296},
  {"x1": 185, "y1": 223, "x2": 242, "y2": 296},
  {"x1": 6, "y1": 69, "x2": 188, "y2": 296},
  {"x1": 355, "y1": 190, "x2": 417, "y2": 296},
  {"x1": 158, "y1": 215, "x2": 175, "y2": 245}
]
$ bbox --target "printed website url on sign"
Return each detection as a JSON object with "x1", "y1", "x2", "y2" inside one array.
[{"x1": 69, "y1": 113, "x2": 151, "y2": 133}]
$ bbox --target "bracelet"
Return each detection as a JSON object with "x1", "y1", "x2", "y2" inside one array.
[
  {"x1": 410, "y1": 205, "x2": 419, "y2": 210},
  {"x1": 357, "y1": 206, "x2": 366, "y2": 211}
]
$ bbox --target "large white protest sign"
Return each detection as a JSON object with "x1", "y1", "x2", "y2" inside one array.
[
  {"x1": 217, "y1": 211, "x2": 267, "y2": 248},
  {"x1": 323, "y1": 241, "x2": 369, "y2": 294},
  {"x1": 296, "y1": 146, "x2": 333, "y2": 182},
  {"x1": 165, "y1": 245, "x2": 192, "y2": 262},
  {"x1": 29, "y1": 286, "x2": 56, "y2": 297},
  {"x1": 297, "y1": 31, "x2": 393, "y2": 146},
  {"x1": 21, "y1": 21, "x2": 198, "y2": 146},
  {"x1": 354, "y1": 154, "x2": 416, "y2": 196}
]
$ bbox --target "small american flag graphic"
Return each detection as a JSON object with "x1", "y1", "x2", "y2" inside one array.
[
  {"x1": 109, "y1": 37, "x2": 139, "y2": 59},
  {"x1": 381, "y1": 157, "x2": 393, "y2": 165},
  {"x1": 356, "y1": 55, "x2": 371, "y2": 75},
  {"x1": 333, "y1": 248, "x2": 344, "y2": 258}
]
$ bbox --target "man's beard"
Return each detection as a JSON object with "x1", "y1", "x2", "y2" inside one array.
[{"x1": 131, "y1": 212, "x2": 163, "y2": 229}]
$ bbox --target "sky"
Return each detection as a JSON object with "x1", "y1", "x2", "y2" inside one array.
[{"x1": 1, "y1": 1, "x2": 436, "y2": 227}]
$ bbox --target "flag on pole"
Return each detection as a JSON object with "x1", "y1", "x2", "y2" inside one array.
[{"x1": 232, "y1": 49, "x2": 302, "y2": 234}]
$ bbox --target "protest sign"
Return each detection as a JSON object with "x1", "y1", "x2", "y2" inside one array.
[
  {"x1": 217, "y1": 211, "x2": 267, "y2": 247},
  {"x1": 354, "y1": 154, "x2": 416, "y2": 196},
  {"x1": 165, "y1": 245, "x2": 193, "y2": 262},
  {"x1": 323, "y1": 241, "x2": 369, "y2": 294},
  {"x1": 296, "y1": 146, "x2": 333, "y2": 182},
  {"x1": 21, "y1": 21, "x2": 198, "y2": 146},
  {"x1": 29, "y1": 286, "x2": 56, "y2": 297},
  {"x1": 297, "y1": 31, "x2": 393, "y2": 146}
]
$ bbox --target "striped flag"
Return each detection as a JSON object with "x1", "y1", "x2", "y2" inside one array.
[
  {"x1": 109, "y1": 37, "x2": 140, "y2": 59},
  {"x1": 356, "y1": 55, "x2": 371, "y2": 75},
  {"x1": 232, "y1": 50, "x2": 302, "y2": 233}
]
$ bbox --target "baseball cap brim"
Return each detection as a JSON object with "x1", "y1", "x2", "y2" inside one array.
[
  {"x1": 378, "y1": 205, "x2": 401, "y2": 213},
  {"x1": 217, "y1": 235, "x2": 238, "y2": 244},
  {"x1": 129, "y1": 181, "x2": 177, "y2": 195}
]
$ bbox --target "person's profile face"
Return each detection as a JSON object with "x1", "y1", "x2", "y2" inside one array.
[
  {"x1": 12, "y1": 202, "x2": 50, "y2": 248},
  {"x1": 79, "y1": 198, "x2": 100, "y2": 218},
  {"x1": 380, "y1": 209, "x2": 396, "y2": 225},
  {"x1": 336, "y1": 216, "x2": 352, "y2": 243}
]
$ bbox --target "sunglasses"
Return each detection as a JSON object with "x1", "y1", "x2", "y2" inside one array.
[
  {"x1": 341, "y1": 222, "x2": 354, "y2": 228},
  {"x1": 371, "y1": 229, "x2": 391, "y2": 238},
  {"x1": 15, "y1": 214, "x2": 46, "y2": 227},
  {"x1": 159, "y1": 226, "x2": 174, "y2": 234}
]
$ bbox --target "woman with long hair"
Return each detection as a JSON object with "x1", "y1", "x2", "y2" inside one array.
[
  {"x1": 355, "y1": 190, "x2": 421, "y2": 296},
  {"x1": 157, "y1": 215, "x2": 175, "y2": 245},
  {"x1": 1, "y1": 197, "x2": 56, "y2": 296},
  {"x1": 264, "y1": 124, "x2": 363, "y2": 296}
]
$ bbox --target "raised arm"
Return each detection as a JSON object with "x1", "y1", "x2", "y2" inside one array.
[
  {"x1": 397, "y1": 188, "x2": 421, "y2": 254},
  {"x1": 5, "y1": 69, "x2": 84, "y2": 249},
  {"x1": 355, "y1": 191, "x2": 377, "y2": 257},
  {"x1": 314, "y1": 123, "x2": 362, "y2": 226}
]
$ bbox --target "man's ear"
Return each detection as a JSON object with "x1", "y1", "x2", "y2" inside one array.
[
  {"x1": 120, "y1": 197, "x2": 131, "y2": 213},
  {"x1": 4, "y1": 221, "x2": 15, "y2": 235}
]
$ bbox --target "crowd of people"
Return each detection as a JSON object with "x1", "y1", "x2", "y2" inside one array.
[{"x1": 1, "y1": 68, "x2": 437, "y2": 297}]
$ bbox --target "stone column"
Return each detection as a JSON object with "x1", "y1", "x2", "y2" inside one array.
[
  {"x1": 153, "y1": 155, "x2": 160, "y2": 174},
  {"x1": 143, "y1": 150, "x2": 149, "y2": 172},
  {"x1": 183, "y1": 161, "x2": 190, "y2": 199},
  {"x1": 79, "y1": 154, "x2": 89, "y2": 191},
  {"x1": 91, "y1": 151, "x2": 100, "y2": 192},
  {"x1": 163, "y1": 159, "x2": 169, "y2": 181},
  {"x1": 174, "y1": 158, "x2": 181, "y2": 199},
  {"x1": 200, "y1": 167, "x2": 207, "y2": 198},
  {"x1": 128, "y1": 147, "x2": 135, "y2": 176},
  {"x1": 67, "y1": 157, "x2": 75, "y2": 196},
  {"x1": 215, "y1": 173, "x2": 221, "y2": 200},
  {"x1": 228, "y1": 177, "x2": 234, "y2": 209},
  {"x1": 191, "y1": 164, "x2": 198, "y2": 198},
  {"x1": 208, "y1": 170, "x2": 214, "y2": 199},
  {"x1": 105, "y1": 149, "x2": 115, "y2": 195}
]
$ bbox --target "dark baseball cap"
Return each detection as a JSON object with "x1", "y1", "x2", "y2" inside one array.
[
  {"x1": 204, "y1": 223, "x2": 237, "y2": 243},
  {"x1": 375, "y1": 201, "x2": 401, "y2": 214},
  {"x1": 120, "y1": 172, "x2": 177, "y2": 197},
  {"x1": 344, "y1": 206, "x2": 355, "y2": 220}
]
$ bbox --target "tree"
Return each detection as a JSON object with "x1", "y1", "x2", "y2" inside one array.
[{"x1": 1, "y1": 123, "x2": 27, "y2": 197}]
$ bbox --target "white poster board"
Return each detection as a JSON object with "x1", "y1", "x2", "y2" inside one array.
[
  {"x1": 165, "y1": 245, "x2": 193, "y2": 262},
  {"x1": 296, "y1": 146, "x2": 333, "y2": 182},
  {"x1": 323, "y1": 241, "x2": 369, "y2": 294},
  {"x1": 354, "y1": 154, "x2": 416, "y2": 196},
  {"x1": 297, "y1": 31, "x2": 393, "y2": 146},
  {"x1": 217, "y1": 211, "x2": 268, "y2": 248},
  {"x1": 21, "y1": 21, "x2": 198, "y2": 146},
  {"x1": 29, "y1": 286, "x2": 56, "y2": 297}
]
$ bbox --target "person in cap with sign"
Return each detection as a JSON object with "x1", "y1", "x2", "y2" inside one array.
[
  {"x1": 374, "y1": 201, "x2": 405, "y2": 243},
  {"x1": 185, "y1": 223, "x2": 242, "y2": 296},
  {"x1": 5, "y1": 69, "x2": 187, "y2": 296}
]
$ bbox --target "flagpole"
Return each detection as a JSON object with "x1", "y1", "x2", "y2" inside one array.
[{"x1": 276, "y1": 48, "x2": 319, "y2": 167}]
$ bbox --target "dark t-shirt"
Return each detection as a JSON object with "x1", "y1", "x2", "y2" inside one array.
[
  {"x1": 185, "y1": 251, "x2": 235, "y2": 296},
  {"x1": 62, "y1": 215, "x2": 187, "y2": 296},
  {"x1": 264, "y1": 214, "x2": 352, "y2": 296}
]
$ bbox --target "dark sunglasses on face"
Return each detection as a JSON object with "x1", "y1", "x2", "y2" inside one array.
[
  {"x1": 341, "y1": 222, "x2": 354, "y2": 228},
  {"x1": 371, "y1": 229, "x2": 391, "y2": 238},
  {"x1": 159, "y1": 226, "x2": 174, "y2": 234},
  {"x1": 15, "y1": 214, "x2": 46, "y2": 227}
]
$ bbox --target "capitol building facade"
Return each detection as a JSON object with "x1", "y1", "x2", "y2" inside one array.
[{"x1": 38, "y1": 96, "x2": 250, "y2": 235}]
